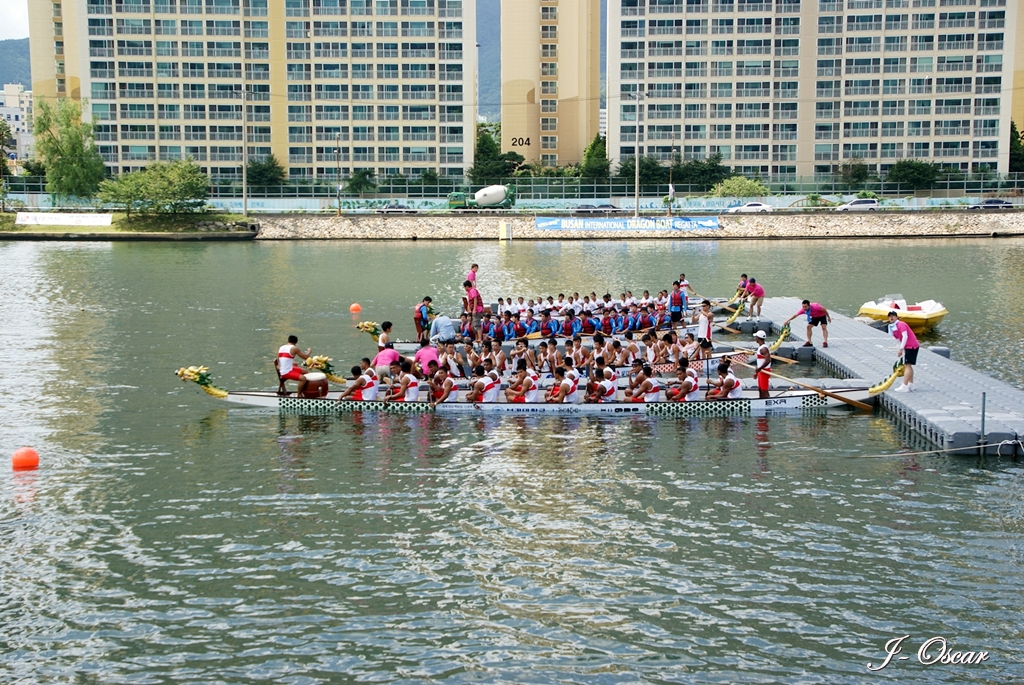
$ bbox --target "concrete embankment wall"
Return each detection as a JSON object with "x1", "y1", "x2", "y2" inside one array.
[{"x1": 255, "y1": 212, "x2": 1024, "y2": 240}]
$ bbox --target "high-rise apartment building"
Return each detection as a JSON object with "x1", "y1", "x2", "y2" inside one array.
[
  {"x1": 607, "y1": 0, "x2": 1016, "y2": 180},
  {"x1": 1, "y1": 83, "x2": 35, "y2": 161},
  {"x1": 501, "y1": 0, "x2": 600, "y2": 167},
  {"x1": 29, "y1": 0, "x2": 476, "y2": 181}
]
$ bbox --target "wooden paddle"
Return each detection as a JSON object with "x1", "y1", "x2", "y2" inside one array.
[
  {"x1": 734, "y1": 361, "x2": 873, "y2": 411},
  {"x1": 719, "y1": 342, "x2": 798, "y2": 365}
]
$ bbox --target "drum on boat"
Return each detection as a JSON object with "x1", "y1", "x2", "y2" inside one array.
[{"x1": 303, "y1": 372, "x2": 329, "y2": 398}]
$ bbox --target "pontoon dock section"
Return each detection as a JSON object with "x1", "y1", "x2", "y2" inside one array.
[{"x1": 760, "y1": 297, "x2": 1024, "y2": 455}]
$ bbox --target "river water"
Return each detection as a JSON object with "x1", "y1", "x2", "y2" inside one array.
[{"x1": 2, "y1": 237, "x2": 1024, "y2": 683}]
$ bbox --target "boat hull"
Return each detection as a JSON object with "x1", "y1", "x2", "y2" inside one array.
[{"x1": 218, "y1": 389, "x2": 872, "y2": 417}]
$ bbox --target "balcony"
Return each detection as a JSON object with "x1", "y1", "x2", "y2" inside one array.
[
  {"x1": 652, "y1": 68, "x2": 684, "y2": 77},
  {"x1": 736, "y1": 88, "x2": 769, "y2": 97},
  {"x1": 773, "y1": 109, "x2": 797, "y2": 118},
  {"x1": 210, "y1": 68, "x2": 242, "y2": 78},
  {"x1": 907, "y1": 105, "x2": 931, "y2": 114},
  {"x1": 815, "y1": 151, "x2": 839, "y2": 160},
  {"x1": 844, "y1": 128, "x2": 876, "y2": 137},
  {"x1": 978, "y1": 41, "x2": 1003, "y2": 50},
  {"x1": 814, "y1": 130, "x2": 838, "y2": 139},
  {"x1": 938, "y1": 18, "x2": 974, "y2": 28},
  {"x1": 845, "y1": 86, "x2": 879, "y2": 95},
  {"x1": 934, "y1": 147, "x2": 967, "y2": 157},
  {"x1": 816, "y1": 109, "x2": 839, "y2": 118},
  {"x1": 848, "y1": 21, "x2": 881, "y2": 31},
  {"x1": 91, "y1": 69, "x2": 116, "y2": 78},
  {"x1": 881, "y1": 106, "x2": 905, "y2": 115},
  {"x1": 121, "y1": 89, "x2": 155, "y2": 98},
  {"x1": 975, "y1": 105, "x2": 999, "y2": 115},
  {"x1": 935, "y1": 126, "x2": 969, "y2": 136}
]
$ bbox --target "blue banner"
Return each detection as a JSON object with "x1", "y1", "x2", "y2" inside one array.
[{"x1": 535, "y1": 216, "x2": 720, "y2": 231}]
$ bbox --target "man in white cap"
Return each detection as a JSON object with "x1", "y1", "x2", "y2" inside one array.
[{"x1": 752, "y1": 329, "x2": 772, "y2": 399}]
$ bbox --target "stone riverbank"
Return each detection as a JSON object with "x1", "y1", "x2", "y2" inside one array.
[{"x1": 255, "y1": 211, "x2": 1024, "y2": 240}]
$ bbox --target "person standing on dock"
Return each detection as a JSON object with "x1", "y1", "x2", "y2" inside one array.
[
  {"x1": 752, "y1": 330, "x2": 772, "y2": 399},
  {"x1": 745, "y1": 278, "x2": 765, "y2": 322},
  {"x1": 466, "y1": 263, "x2": 478, "y2": 288},
  {"x1": 782, "y1": 300, "x2": 833, "y2": 348},
  {"x1": 888, "y1": 310, "x2": 920, "y2": 392}
]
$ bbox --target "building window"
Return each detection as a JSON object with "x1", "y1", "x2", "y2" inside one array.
[
  {"x1": 541, "y1": 25, "x2": 557, "y2": 39},
  {"x1": 541, "y1": 81, "x2": 557, "y2": 95},
  {"x1": 540, "y1": 153, "x2": 557, "y2": 166},
  {"x1": 541, "y1": 62, "x2": 557, "y2": 76},
  {"x1": 541, "y1": 99, "x2": 557, "y2": 113},
  {"x1": 541, "y1": 43, "x2": 557, "y2": 57},
  {"x1": 541, "y1": 117, "x2": 557, "y2": 131}
]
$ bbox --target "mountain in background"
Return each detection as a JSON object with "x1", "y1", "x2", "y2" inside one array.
[
  {"x1": 476, "y1": 0, "x2": 606, "y2": 122},
  {"x1": 0, "y1": 38, "x2": 31, "y2": 89}
]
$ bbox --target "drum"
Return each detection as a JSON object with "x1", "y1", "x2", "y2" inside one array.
[{"x1": 302, "y1": 372, "x2": 329, "y2": 398}]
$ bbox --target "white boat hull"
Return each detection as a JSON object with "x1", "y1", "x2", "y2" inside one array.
[{"x1": 215, "y1": 388, "x2": 873, "y2": 417}]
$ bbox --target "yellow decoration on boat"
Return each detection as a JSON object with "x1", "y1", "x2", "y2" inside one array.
[
  {"x1": 724, "y1": 300, "x2": 744, "y2": 326},
  {"x1": 175, "y1": 365, "x2": 229, "y2": 399},
  {"x1": 769, "y1": 324, "x2": 789, "y2": 352},
  {"x1": 304, "y1": 355, "x2": 346, "y2": 384},
  {"x1": 356, "y1": 321, "x2": 381, "y2": 342},
  {"x1": 869, "y1": 361, "x2": 906, "y2": 395}
]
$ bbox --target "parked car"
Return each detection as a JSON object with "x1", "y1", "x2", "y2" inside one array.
[
  {"x1": 576, "y1": 204, "x2": 620, "y2": 214},
  {"x1": 834, "y1": 198, "x2": 879, "y2": 212},
  {"x1": 376, "y1": 203, "x2": 417, "y2": 214},
  {"x1": 727, "y1": 202, "x2": 774, "y2": 214},
  {"x1": 968, "y1": 198, "x2": 1014, "y2": 210}
]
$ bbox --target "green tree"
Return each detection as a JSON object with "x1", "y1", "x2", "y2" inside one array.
[
  {"x1": 344, "y1": 168, "x2": 377, "y2": 195},
  {"x1": 418, "y1": 168, "x2": 439, "y2": 185},
  {"x1": 21, "y1": 158, "x2": 46, "y2": 178},
  {"x1": 246, "y1": 152, "x2": 287, "y2": 187},
  {"x1": 615, "y1": 156, "x2": 668, "y2": 187},
  {"x1": 710, "y1": 175, "x2": 770, "y2": 198},
  {"x1": 579, "y1": 133, "x2": 610, "y2": 180},
  {"x1": 885, "y1": 160, "x2": 941, "y2": 190},
  {"x1": 0, "y1": 120, "x2": 12, "y2": 180},
  {"x1": 97, "y1": 170, "x2": 150, "y2": 217},
  {"x1": 838, "y1": 159, "x2": 870, "y2": 189},
  {"x1": 468, "y1": 124, "x2": 524, "y2": 184},
  {"x1": 1009, "y1": 121, "x2": 1024, "y2": 173},
  {"x1": 147, "y1": 159, "x2": 209, "y2": 213},
  {"x1": 671, "y1": 153, "x2": 732, "y2": 192},
  {"x1": 33, "y1": 98, "x2": 107, "y2": 201}
]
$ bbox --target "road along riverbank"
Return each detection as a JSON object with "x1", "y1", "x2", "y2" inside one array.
[{"x1": 255, "y1": 211, "x2": 1024, "y2": 240}]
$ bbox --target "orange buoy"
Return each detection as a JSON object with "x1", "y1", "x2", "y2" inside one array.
[
  {"x1": 12, "y1": 447, "x2": 40, "y2": 471},
  {"x1": 349, "y1": 303, "x2": 362, "y2": 313}
]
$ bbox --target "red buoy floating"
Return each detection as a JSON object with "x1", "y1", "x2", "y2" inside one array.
[
  {"x1": 349, "y1": 303, "x2": 362, "y2": 313},
  {"x1": 12, "y1": 447, "x2": 40, "y2": 471}
]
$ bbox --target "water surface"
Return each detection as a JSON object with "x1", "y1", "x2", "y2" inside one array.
[{"x1": 1, "y1": 237, "x2": 1022, "y2": 683}]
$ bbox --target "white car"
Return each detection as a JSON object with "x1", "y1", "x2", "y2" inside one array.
[
  {"x1": 834, "y1": 198, "x2": 879, "y2": 211},
  {"x1": 727, "y1": 202, "x2": 774, "y2": 213}
]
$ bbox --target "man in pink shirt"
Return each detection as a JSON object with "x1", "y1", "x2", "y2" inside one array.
[
  {"x1": 888, "y1": 310, "x2": 920, "y2": 392},
  {"x1": 413, "y1": 339, "x2": 441, "y2": 378},
  {"x1": 371, "y1": 343, "x2": 402, "y2": 378},
  {"x1": 745, "y1": 277, "x2": 765, "y2": 321},
  {"x1": 466, "y1": 263, "x2": 478, "y2": 285},
  {"x1": 783, "y1": 299, "x2": 833, "y2": 348}
]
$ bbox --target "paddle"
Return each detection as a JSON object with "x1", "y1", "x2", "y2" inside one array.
[
  {"x1": 734, "y1": 361, "x2": 873, "y2": 411},
  {"x1": 719, "y1": 342, "x2": 798, "y2": 365}
]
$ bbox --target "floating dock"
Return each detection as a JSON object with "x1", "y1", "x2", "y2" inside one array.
[{"x1": 753, "y1": 298, "x2": 1024, "y2": 456}]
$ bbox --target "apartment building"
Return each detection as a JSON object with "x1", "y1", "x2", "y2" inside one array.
[
  {"x1": 607, "y1": 0, "x2": 1017, "y2": 180},
  {"x1": 29, "y1": 0, "x2": 476, "y2": 182},
  {"x1": 501, "y1": 0, "x2": 600, "y2": 167},
  {"x1": 1, "y1": 83, "x2": 35, "y2": 161}
]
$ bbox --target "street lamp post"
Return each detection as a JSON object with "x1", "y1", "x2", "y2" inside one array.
[
  {"x1": 667, "y1": 131, "x2": 677, "y2": 217},
  {"x1": 336, "y1": 132, "x2": 342, "y2": 216}
]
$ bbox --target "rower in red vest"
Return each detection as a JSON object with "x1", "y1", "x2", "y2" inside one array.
[{"x1": 600, "y1": 309, "x2": 615, "y2": 335}]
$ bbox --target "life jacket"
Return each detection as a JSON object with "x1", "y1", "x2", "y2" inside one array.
[
  {"x1": 601, "y1": 317, "x2": 614, "y2": 335},
  {"x1": 582, "y1": 318, "x2": 597, "y2": 335},
  {"x1": 669, "y1": 291, "x2": 683, "y2": 312}
]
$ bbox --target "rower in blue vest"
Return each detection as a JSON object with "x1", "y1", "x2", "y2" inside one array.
[
  {"x1": 500, "y1": 311, "x2": 519, "y2": 341},
  {"x1": 668, "y1": 281, "x2": 686, "y2": 325},
  {"x1": 522, "y1": 309, "x2": 540, "y2": 336},
  {"x1": 610, "y1": 310, "x2": 627, "y2": 334},
  {"x1": 563, "y1": 310, "x2": 583, "y2": 337},
  {"x1": 540, "y1": 310, "x2": 562, "y2": 337}
]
